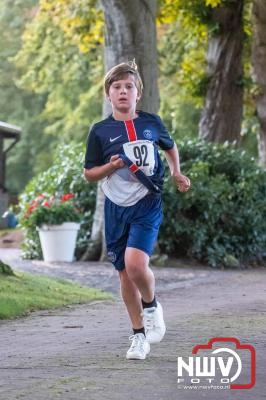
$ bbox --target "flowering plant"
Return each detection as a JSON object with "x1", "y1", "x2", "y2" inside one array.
[{"x1": 22, "y1": 193, "x2": 82, "y2": 228}]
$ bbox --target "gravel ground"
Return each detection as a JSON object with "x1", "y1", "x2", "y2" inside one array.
[{"x1": 0, "y1": 248, "x2": 265, "y2": 400}]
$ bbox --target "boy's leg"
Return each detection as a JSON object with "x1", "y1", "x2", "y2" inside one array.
[
  {"x1": 119, "y1": 248, "x2": 157, "y2": 328},
  {"x1": 124, "y1": 247, "x2": 155, "y2": 303},
  {"x1": 119, "y1": 267, "x2": 151, "y2": 360},
  {"x1": 119, "y1": 268, "x2": 143, "y2": 329},
  {"x1": 124, "y1": 246, "x2": 166, "y2": 345}
]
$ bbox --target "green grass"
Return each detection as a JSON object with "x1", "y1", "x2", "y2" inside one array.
[{"x1": 0, "y1": 270, "x2": 112, "y2": 319}]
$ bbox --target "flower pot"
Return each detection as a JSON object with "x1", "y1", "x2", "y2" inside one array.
[{"x1": 37, "y1": 222, "x2": 80, "y2": 262}]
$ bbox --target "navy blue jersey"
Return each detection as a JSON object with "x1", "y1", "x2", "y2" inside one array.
[{"x1": 84, "y1": 111, "x2": 174, "y2": 195}]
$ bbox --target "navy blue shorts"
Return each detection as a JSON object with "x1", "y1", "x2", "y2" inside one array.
[{"x1": 104, "y1": 194, "x2": 163, "y2": 271}]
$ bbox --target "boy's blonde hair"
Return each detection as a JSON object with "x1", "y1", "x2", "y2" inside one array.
[{"x1": 104, "y1": 59, "x2": 143, "y2": 96}]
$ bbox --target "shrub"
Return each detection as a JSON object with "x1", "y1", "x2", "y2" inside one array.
[
  {"x1": 20, "y1": 193, "x2": 81, "y2": 228},
  {"x1": 159, "y1": 139, "x2": 266, "y2": 267},
  {"x1": 19, "y1": 139, "x2": 266, "y2": 268},
  {"x1": 18, "y1": 143, "x2": 96, "y2": 259}
]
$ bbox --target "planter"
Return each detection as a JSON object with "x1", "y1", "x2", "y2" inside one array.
[{"x1": 37, "y1": 222, "x2": 80, "y2": 262}]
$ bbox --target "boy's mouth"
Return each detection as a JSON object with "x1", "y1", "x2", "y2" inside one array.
[{"x1": 119, "y1": 97, "x2": 127, "y2": 101}]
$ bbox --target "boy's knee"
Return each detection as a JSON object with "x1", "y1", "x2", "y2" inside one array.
[
  {"x1": 126, "y1": 261, "x2": 146, "y2": 280},
  {"x1": 124, "y1": 247, "x2": 149, "y2": 280}
]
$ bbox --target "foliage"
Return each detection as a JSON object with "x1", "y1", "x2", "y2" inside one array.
[
  {"x1": 159, "y1": 139, "x2": 266, "y2": 267},
  {"x1": 18, "y1": 139, "x2": 266, "y2": 268},
  {"x1": 0, "y1": 261, "x2": 17, "y2": 276},
  {"x1": 3, "y1": 0, "x2": 258, "y2": 197},
  {"x1": 0, "y1": 0, "x2": 55, "y2": 193},
  {"x1": 158, "y1": 0, "x2": 257, "y2": 155},
  {"x1": 18, "y1": 142, "x2": 97, "y2": 259},
  {"x1": 158, "y1": 21, "x2": 204, "y2": 138},
  {"x1": 0, "y1": 0, "x2": 104, "y2": 193},
  {"x1": 157, "y1": 1, "x2": 214, "y2": 140},
  {"x1": 159, "y1": 0, "x2": 242, "y2": 27},
  {"x1": 13, "y1": 0, "x2": 103, "y2": 140},
  {"x1": 20, "y1": 193, "x2": 81, "y2": 228},
  {"x1": 39, "y1": 0, "x2": 104, "y2": 54}
]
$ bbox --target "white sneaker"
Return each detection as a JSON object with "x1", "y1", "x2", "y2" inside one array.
[
  {"x1": 143, "y1": 302, "x2": 166, "y2": 344},
  {"x1": 126, "y1": 333, "x2": 150, "y2": 360}
]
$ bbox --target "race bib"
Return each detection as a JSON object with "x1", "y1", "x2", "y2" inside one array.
[{"x1": 123, "y1": 140, "x2": 155, "y2": 176}]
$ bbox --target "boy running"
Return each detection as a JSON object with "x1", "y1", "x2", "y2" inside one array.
[{"x1": 84, "y1": 60, "x2": 190, "y2": 360}]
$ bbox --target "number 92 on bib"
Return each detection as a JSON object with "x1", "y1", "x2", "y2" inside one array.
[{"x1": 123, "y1": 140, "x2": 155, "y2": 176}]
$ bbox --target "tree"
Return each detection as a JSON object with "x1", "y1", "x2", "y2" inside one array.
[
  {"x1": 82, "y1": 0, "x2": 159, "y2": 260},
  {"x1": 13, "y1": 0, "x2": 103, "y2": 141},
  {"x1": 199, "y1": 0, "x2": 245, "y2": 143},
  {"x1": 251, "y1": 0, "x2": 266, "y2": 166},
  {"x1": 158, "y1": 0, "x2": 249, "y2": 146},
  {"x1": 0, "y1": 0, "x2": 53, "y2": 193}
]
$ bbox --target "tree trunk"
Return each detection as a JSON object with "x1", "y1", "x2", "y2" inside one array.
[
  {"x1": 199, "y1": 0, "x2": 244, "y2": 143},
  {"x1": 251, "y1": 0, "x2": 266, "y2": 167},
  {"x1": 82, "y1": 0, "x2": 159, "y2": 261},
  {"x1": 80, "y1": 182, "x2": 104, "y2": 261},
  {"x1": 102, "y1": 0, "x2": 159, "y2": 113}
]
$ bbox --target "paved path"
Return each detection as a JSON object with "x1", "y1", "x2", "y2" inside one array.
[{"x1": 0, "y1": 249, "x2": 265, "y2": 399}]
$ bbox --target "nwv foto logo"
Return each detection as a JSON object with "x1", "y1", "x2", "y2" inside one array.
[{"x1": 177, "y1": 337, "x2": 256, "y2": 390}]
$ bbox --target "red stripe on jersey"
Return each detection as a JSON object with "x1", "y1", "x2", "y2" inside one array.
[
  {"x1": 124, "y1": 120, "x2": 137, "y2": 141},
  {"x1": 129, "y1": 164, "x2": 139, "y2": 173}
]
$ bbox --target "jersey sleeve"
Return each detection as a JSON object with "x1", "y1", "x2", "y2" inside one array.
[
  {"x1": 84, "y1": 125, "x2": 104, "y2": 169},
  {"x1": 156, "y1": 115, "x2": 175, "y2": 150}
]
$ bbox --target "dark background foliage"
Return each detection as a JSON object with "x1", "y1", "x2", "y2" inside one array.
[
  {"x1": 18, "y1": 140, "x2": 266, "y2": 267},
  {"x1": 160, "y1": 140, "x2": 266, "y2": 267}
]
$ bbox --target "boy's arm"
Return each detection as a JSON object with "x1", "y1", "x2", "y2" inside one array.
[
  {"x1": 164, "y1": 143, "x2": 190, "y2": 192},
  {"x1": 84, "y1": 155, "x2": 124, "y2": 182}
]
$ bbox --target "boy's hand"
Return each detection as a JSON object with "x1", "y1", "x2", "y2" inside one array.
[
  {"x1": 172, "y1": 172, "x2": 191, "y2": 192},
  {"x1": 110, "y1": 154, "x2": 125, "y2": 169}
]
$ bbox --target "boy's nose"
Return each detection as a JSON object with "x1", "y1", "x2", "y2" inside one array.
[{"x1": 120, "y1": 87, "x2": 127, "y2": 94}]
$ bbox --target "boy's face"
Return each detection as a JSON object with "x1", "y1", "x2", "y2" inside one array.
[{"x1": 108, "y1": 74, "x2": 140, "y2": 113}]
